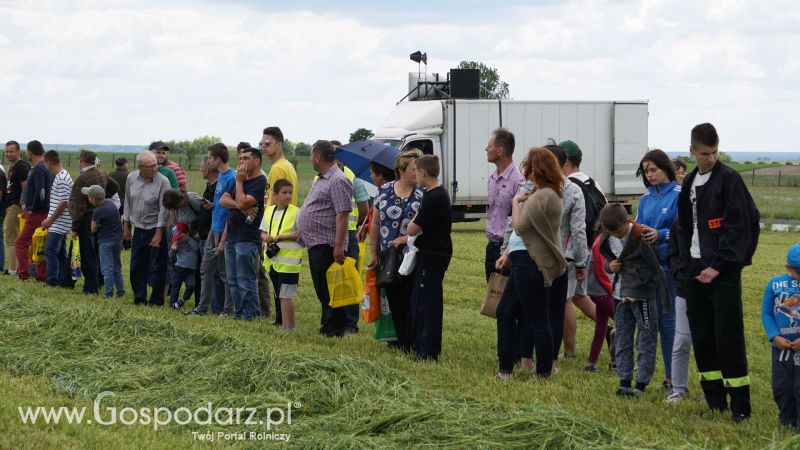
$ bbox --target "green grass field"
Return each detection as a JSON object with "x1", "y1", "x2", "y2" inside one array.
[{"x1": 2, "y1": 159, "x2": 800, "y2": 448}]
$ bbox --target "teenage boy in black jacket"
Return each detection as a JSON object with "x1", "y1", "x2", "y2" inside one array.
[{"x1": 677, "y1": 122, "x2": 760, "y2": 423}]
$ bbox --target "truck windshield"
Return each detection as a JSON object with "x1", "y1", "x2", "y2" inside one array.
[{"x1": 370, "y1": 138, "x2": 401, "y2": 148}]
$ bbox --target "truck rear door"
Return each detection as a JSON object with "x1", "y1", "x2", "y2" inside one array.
[{"x1": 613, "y1": 103, "x2": 649, "y2": 196}]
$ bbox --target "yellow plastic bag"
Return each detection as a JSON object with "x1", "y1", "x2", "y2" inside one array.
[
  {"x1": 327, "y1": 257, "x2": 363, "y2": 308},
  {"x1": 30, "y1": 227, "x2": 48, "y2": 262},
  {"x1": 356, "y1": 241, "x2": 366, "y2": 274},
  {"x1": 18, "y1": 213, "x2": 25, "y2": 232}
]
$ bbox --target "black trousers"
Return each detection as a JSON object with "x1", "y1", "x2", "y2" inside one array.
[
  {"x1": 519, "y1": 270, "x2": 568, "y2": 362},
  {"x1": 386, "y1": 270, "x2": 416, "y2": 352},
  {"x1": 686, "y1": 258, "x2": 750, "y2": 417},
  {"x1": 410, "y1": 254, "x2": 449, "y2": 361},
  {"x1": 772, "y1": 347, "x2": 800, "y2": 430},
  {"x1": 76, "y1": 218, "x2": 99, "y2": 295},
  {"x1": 308, "y1": 244, "x2": 347, "y2": 337},
  {"x1": 484, "y1": 240, "x2": 510, "y2": 282}
]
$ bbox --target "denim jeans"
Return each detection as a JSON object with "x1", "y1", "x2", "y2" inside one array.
[
  {"x1": 44, "y1": 231, "x2": 67, "y2": 286},
  {"x1": 225, "y1": 241, "x2": 261, "y2": 319},
  {"x1": 98, "y1": 240, "x2": 124, "y2": 298},
  {"x1": 657, "y1": 274, "x2": 677, "y2": 380},
  {"x1": 130, "y1": 227, "x2": 168, "y2": 305}
]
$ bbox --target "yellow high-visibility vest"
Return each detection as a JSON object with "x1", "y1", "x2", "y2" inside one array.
[{"x1": 263, "y1": 204, "x2": 303, "y2": 274}]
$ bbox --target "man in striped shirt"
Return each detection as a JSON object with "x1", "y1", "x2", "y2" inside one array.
[
  {"x1": 298, "y1": 140, "x2": 353, "y2": 337},
  {"x1": 150, "y1": 141, "x2": 187, "y2": 192},
  {"x1": 41, "y1": 150, "x2": 73, "y2": 287}
]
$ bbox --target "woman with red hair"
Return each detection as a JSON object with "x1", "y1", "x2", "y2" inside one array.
[{"x1": 495, "y1": 148, "x2": 567, "y2": 379}]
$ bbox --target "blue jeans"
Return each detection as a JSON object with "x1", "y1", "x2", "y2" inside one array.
[
  {"x1": 44, "y1": 231, "x2": 67, "y2": 286},
  {"x1": 130, "y1": 227, "x2": 168, "y2": 305},
  {"x1": 98, "y1": 240, "x2": 124, "y2": 298},
  {"x1": 657, "y1": 274, "x2": 677, "y2": 381},
  {"x1": 225, "y1": 241, "x2": 260, "y2": 319}
]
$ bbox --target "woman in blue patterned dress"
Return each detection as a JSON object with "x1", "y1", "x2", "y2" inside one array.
[{"x1": 368, "y1": 149, "x2": 424, "y2": 351}]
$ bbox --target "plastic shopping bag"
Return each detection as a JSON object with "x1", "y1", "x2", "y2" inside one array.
[
  {"x1": 30, "y1": 227, "x2": 48, "y2": 262},
  {"x1": 373, "y1": 290, "x2": 397, "y2": 341},
  {"x1": 398, "y1": 234, "x2": 420, "y2": 276},
  {"x1": 361, "y1": 268, "x2": 381, "y2": 323},
  {"x1": 327, "y1": 257, "x2": 363, "y2": 308},
  {"x1": 356, "y1": 241, "x2": 366, "y2": 274}
]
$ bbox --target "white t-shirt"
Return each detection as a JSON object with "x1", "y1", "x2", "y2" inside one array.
[
  {"x1": 569, "y1": 171, "x2": 605, "y2": 197},
  {"x1": 690, "y1": 171, "x2": 713, "y2": 258}
]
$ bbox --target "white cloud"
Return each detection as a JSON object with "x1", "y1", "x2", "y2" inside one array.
[{"x1": 0, "y1": 0, "x2": 798, "y2": 151}]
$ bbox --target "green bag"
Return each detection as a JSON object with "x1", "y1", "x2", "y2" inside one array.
[{"x1": 373, "y1": 289, "x2": 397, "y2": 341}]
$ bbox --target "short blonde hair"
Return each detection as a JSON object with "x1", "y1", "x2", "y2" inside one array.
[{"x1": 394, "y1": 148, "x2": 422, "y2": 178}]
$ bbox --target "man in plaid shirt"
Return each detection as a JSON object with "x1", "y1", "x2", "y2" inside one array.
[{"x1": 298, "y1": 140, "x2": 353, "y2": 337}]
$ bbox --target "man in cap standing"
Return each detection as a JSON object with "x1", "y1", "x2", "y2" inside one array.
[
  {"x1": 68, "y1": 150, "x2": 119, "y2": 294},
  {"x1": 150, "y1": 141, "x2": 186, "y2": 192}
]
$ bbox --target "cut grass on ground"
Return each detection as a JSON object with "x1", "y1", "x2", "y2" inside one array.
[{"x1": 2, "y1": 228, "x2": 800, "y2": 449}]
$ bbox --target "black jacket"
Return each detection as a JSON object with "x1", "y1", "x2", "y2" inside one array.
[
  {"x1": 677, "y1": 160, "x2": 759, "y2": 273},
  {"x1": 599, "y1": 221, "x2": 669, "y2": 311},
  {"x1": 667, "y1": 217, "x2": 688, "y2": 298}
]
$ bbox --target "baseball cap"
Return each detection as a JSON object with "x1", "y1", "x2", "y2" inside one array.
[
  {"x1": 559, "y1": 140, "x2": 582, "y2": 158},
  {"x1": 148, "y1": 141, "x2": 169, "y2": 151},
  {"x1": 80, "y1": 185, "x2": 106, "y2": 200},
  {"x1": 171, "y1": 223, "x2": 189, "y2": 243},
  {"x1": 76, "y1": 150, "x2": 98, "y2": 163},
  {"x1": 787, "y1": 243, "x2": 800, "y2": 268}
]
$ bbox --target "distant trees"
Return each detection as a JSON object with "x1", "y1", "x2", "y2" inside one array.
[
  {"x1": 457, "y1": 61, "x2": 510, "y2": 100},
  {"x1": 349, "y1": 128, "x2": 373, "y2": 143},
  {"x1": 163, "y1": 135, "x2": 221, "y2": 170}
]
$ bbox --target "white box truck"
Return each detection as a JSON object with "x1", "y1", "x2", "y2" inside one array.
[{"x1": 371, "y1": 97, "x2": 648, "y2": 221}]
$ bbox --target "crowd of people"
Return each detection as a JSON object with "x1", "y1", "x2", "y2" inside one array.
[{"x1": 1, "y1": 121, "x2": 798, "y2": 429}]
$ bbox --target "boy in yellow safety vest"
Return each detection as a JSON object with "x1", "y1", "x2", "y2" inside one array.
[{"x1": 260, "y1": 179, "x2": 302, "y2": 331}]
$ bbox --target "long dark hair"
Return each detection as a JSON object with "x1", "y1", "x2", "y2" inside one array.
[{"x1": 636, "y1": 149, "x2": 676, "y2": 187}]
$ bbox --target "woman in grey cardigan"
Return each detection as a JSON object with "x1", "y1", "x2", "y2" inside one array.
[{"x1": 495, "y1": 148, "x2": 567, "y2": 379}]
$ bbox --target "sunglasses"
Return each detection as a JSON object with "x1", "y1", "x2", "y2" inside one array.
[{"x1": 260, "y1": 140, "x2": 272, "y2": 147}]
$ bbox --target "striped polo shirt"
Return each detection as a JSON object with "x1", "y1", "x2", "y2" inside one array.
[{"x1": 48, "y1": 169, "x2": 74, "y2": 235}]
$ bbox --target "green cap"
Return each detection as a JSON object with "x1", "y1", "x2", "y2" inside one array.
[{"x1": 560, "y1": 140, "x2": 582, "y2": 158}]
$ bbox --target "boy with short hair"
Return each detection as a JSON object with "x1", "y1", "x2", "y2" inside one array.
[
  {"x1": 260, "y1": 179, "x2": 301, "y2": 331},
  {"x1": 762, "y1": 243, "x2": 800, "y2": 431},
  {"x1": 406, "y1": 155, "x2": 452, "y2": 362},
  {"x1": 598, "y1": 203, "x2": 667, "y2": 396},
  {"x1": 87, "y1": 185, "x2": 124, "y2": 298},
  {"x1": 169, "y1": 223, "x2": 200, "y2": 309}
]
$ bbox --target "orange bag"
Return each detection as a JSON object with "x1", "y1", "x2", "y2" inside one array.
[{"x1": 361, "y1": 268, "x2": 381, "y2": 323}]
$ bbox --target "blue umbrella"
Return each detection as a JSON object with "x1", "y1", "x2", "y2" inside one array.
[{"x1": 333, "y1": 140, "x2": 401, "y2": 184}]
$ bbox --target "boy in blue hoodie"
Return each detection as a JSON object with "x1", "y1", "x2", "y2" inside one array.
[{"x1": 762, "y1": 243, "x2": 800, "y2": 431}]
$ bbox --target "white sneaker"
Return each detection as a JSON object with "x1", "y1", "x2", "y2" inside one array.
[{"x1": 666, "y1": 391, "x2": 687, "y2": 403}]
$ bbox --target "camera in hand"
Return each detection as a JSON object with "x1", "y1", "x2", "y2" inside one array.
[{"x1": 266, "y1": 243, "x2": 280, "y2": 259}]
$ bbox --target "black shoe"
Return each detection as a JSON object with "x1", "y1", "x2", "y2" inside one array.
[
  {"x1": 186, "y1": 309, "x2": 206, "y2": 316},
  {"x1": 732, "y1": 413, "x2": 750, "y2": 424},
  {"x1": 584, "y1": 365, "x2": 600, "y2": 373}
]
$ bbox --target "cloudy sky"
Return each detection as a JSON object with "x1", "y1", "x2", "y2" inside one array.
[{"x1": 1, "y1": 0, "x2": 798, "y2": 151}]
